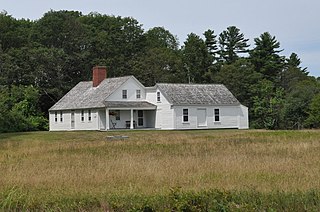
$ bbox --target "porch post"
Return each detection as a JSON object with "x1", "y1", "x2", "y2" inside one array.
[
  {"x1": 105, "y1": 108, "x2": 109, "y2": 130},
  {"x1": 130, "y1": 109, "x2": 134, "y2": 129}
]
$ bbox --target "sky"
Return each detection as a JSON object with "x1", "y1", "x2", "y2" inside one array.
[{"x1": 1, "y1": 0, "x2": 320, "y2": 76}]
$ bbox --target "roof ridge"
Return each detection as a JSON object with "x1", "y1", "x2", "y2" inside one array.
[{"x1": 157, "y1": 83, "x2": 225, "y2": 86}]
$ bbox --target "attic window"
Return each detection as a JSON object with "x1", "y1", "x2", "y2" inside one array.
[
  {"x1": 122, "y1": 90, "x2": 127, "y2": 99},
  {"x1": 136, "y1": 90, "x2": 141, "y2": 99},
  {"x1": 157, "y1": 92, "x2": 160, "y2": 102}
]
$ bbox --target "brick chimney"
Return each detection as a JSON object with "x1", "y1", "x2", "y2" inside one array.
[{"x1": 92, "y1": 66, "x2": 107, "y2": 87}]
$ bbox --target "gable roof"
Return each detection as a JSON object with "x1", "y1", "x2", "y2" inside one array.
[
  {"x1": 49, "y1": 76, "x2": 131, "y2": 111},
  {"x1": 157, "y1": 83, "x2": 239, "y2": 105}
]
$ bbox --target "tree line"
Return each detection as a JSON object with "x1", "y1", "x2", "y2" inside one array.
[{"x1": 1, "y1": 10, "x2": 320, "y2": 132}]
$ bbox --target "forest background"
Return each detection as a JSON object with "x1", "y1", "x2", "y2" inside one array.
[{"x1": 1, "y1": 10, "x2": 320, "y2": 132}]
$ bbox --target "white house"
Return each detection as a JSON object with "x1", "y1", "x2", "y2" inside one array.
[{"x1": 49, "y1": 66, "x2": 249, "y2": 131}]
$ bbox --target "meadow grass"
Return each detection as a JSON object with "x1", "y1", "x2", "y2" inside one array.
[{"x1": 0, "y1": 129, "x2": 320, "y2": 210}]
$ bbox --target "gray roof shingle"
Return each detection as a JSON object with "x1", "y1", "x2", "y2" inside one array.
[
  {"x1": 157, "y1": 83, "x2": 239, "y2": 105},
  {"x1": 49, "y1": 76, "x2": 131, "y2": 110}
]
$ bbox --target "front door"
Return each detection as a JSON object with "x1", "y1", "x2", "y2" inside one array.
[
  {"x1": 71, "y1": 110, "x2": 75, "y2": 129},
  {"x1": 138, "y1": 110, "x2": 144, "y2": 127},
  {"x1": 99, "y1": 110, "x2": 106, "y2": 130},
  {"x1": 197, "y1": 108, "x2": 207, "y2": 127}
]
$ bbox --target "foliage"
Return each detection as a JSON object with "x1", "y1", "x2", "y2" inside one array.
[
  {"x1": 0, "y1": 10, "x2": 319, "y2": 131},
  {"x1": 182, "y1": 33, "x2": 212, "y2": 83},
  {"x1": 250, "y1": 32, "x2": 285, "y2": 81},
  {"x1": 0, "y1": 85, "x2": 48, "y2": 132},
  {"x1": 218, "y1": 26, "x2": 250, "y2": 63},
  {"x1": 251, "y1": 79, "x2": 285, "y2": 129},
  {"x1": 305, "y1": 93, "x2": 320, "y2": 128}
]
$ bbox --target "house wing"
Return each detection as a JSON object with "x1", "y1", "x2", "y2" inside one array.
[{"x1": 156, "y1": 83, "x2": 240, "y2": 105}]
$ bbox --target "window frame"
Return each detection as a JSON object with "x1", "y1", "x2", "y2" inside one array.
[
  {"x1": 81, "y1": 110, "x2": 85, "y2": 122},
  {"x1": 88, "y1": 109, "x2": 92, "y2": 122},
  {"x1": 136, "y1": 89, "x2": 141, "y2": 99},
  {"x1": 60, "y1": 111, "x2": 63, "y2": 122},
  {"x1": 54, "y1": 111, "x2": 58, "y2": 122},
  {"x1": 115, "y1": 110, "x2": 120, "y2": 120},
  {"x1": 122, "y1": 90, "x2": 127, "y2": 99},
  {"x1": 214, "y1": 108, "x2": 220, "y2": 122},
  {"x1": 183, "y1": 108, "x2": 189, "y2": 122},
  {"x1": 157, "y1": 91, "x2": 161, "y2": 102}
]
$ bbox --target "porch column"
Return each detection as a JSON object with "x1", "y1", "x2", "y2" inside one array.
[
  {"x1": 130, "y1": 109, "x2": 134, "y2": 129},
  {"x1": 105, "y1": 108, "x2": 109, "y2": 130}
]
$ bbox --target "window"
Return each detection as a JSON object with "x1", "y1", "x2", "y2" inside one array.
[
  {"x1": 122, "y1": 90, "x2": 127, "y2": 99},
  {"x1": 88, "y1": 110, "x2": 91, "y2": 121},
  {"x1": 60, "y1": 111, "x2": 63, "y2": 122},
  {"x1": 157, "y1": 91, "x2": 161, "y2": 102},
  {"x1": 214, "y1": 109, "x2": 220, "y2": 122},
  {"x1": 81, "y1": 110, "x2": 84, "y2": 122},
  {"x1": 115, "y1": 110, "x2": 120, "y2": 120},
  {"x1": 136, "y1": 90, "x2": 141, "y2": 99},
  {"x1": 183, "y1": 109, "x2": 189, "y2": 122},
  {"x1": 54, "y1": 111, "x2": 58, "y2": 122},
  {"x1": 138, "y1": 110, "x2": 143, "y2": 126}
]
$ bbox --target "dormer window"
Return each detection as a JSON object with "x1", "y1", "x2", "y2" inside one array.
[
  {"x1": 157, "y1": 91, "x2": 160, "y2": 102},
  {"x1": 122, "y1": 90, "x2": 127, "y2": 99},
  {"x1": 136, "y1": 90, "x2": 141, "y2": 99}
]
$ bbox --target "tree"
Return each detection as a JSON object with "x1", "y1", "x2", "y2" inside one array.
[
  {"x1": 203, "y1": 29, "x2": 218, "y2": 59},
  {"x1": 214, "y1": 59, "x2": 262, "y2": 107},
  {"x1": 130, "y1": 48, "x2": 183, "y2": 86},
  {"x1": 0, "y1": 85, "x2": 48, "y2": 132},
  {"x1": 218, "y1": 26, "x2": 249, "y2": 63},
  {"x1": 145, "y1": 27, "x2": 179, "y2": 50},
  {"x1": 281, "y1": 53, "x2": 309, "y2": 91},
  {"x1": 182, "y1": 33, "x2": 212, "y2": 83},
  {"x1": 0, "y1": 11, "x2": 32, "y2": 51},
  {"x1": 305, "y1": 93, "x2": 320, "y2": 128},
  {"x1": 250, "y1": 32, "x2": 285, "y2": 81},
  {"x1": 130, "y1": 26, "x2": 182, "y2": 86},
  {"x1": 282, "y1": 79, "x2": 320, "y2": 129},
  {"x1": 251, "y1": 79, "x2": 285, "y2": 129}
]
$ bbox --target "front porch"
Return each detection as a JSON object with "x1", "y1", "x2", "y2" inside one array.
[{"x1": 98, "y1": 101, "x2": 157, "y2": 130}]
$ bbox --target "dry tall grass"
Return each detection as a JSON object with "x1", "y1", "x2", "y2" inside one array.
[{"x1": 1, "y1": 130, "x2": 320, "y2": 200}]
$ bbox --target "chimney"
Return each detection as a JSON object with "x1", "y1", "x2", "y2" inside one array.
[{"x1": 92, "y1": 66, "x2": 107, "y2": 87}]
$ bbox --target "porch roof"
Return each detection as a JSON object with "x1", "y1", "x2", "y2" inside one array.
[{"x1": 104, "y1": 101, "x2": 156, "y2": 109}]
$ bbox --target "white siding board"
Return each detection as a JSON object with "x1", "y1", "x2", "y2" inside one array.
[
  {"x1": 49, "y1": 109, "x2": 99, "y2": 131},
  {"x1": 173, "y1": 105, "x2": 248, "y2": 130}
]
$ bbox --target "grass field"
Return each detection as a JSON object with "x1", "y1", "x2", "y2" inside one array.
[{"x1": 1, "y1": 129, "x2": 320, "y2": 210}]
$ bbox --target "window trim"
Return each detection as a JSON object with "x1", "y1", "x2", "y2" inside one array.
[
  {"x1": 88, "y1": 109, "x2": 92, "y2": 122},
  {"x1": 54, "y1": 111, "x2": 58, "y2": 122},
  {"x1": 183, "y1": 108, "x2": 189, "y2": 123},
  {"x1": 214, "y1": 108, "x2": 220, "y2": 122},
  {"x1": 122, "y1": 90, "x2": 127, "y2": 99},
  {"x1": 60, "y1": 111, "x2": 63, "y2": 122},
  {"x1": 136, "y1": 89, "x2": 141, "y2": 99},
  {"x1": 81, "y1": 110, "x2": 85, "y2": 122},
  {"x1": 115, "y1": 110, "x2": 120, "y2": 120},
  {"x1": 157, "y1": 91, "x2": 161, "y2": 102}
]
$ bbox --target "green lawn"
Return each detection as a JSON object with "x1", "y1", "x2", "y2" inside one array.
[{"x1": 1, "y1": 130, "x2": 320, "y2": 210}]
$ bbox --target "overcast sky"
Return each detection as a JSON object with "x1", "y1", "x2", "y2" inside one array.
[{"x1": 1, "y1": 0, "x2": 320, "y2": 76}]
